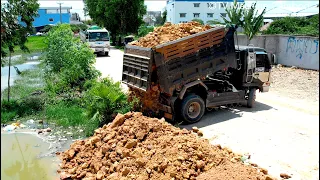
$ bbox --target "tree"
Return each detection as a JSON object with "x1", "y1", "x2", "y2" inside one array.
[
  {"x1": 206, "y1": 20, "x2": 225, "y2": 25},
  {"x1": 222, "y1": 0, "x2": 266, "y2": 43},
  {"x1": 161, "y1": 9, "x2": 167, "y2": 25},
  {"x1": 84, "y1": 0, "x2": 146, "y2": 45},
  {"x1": 243, "y1": 3, "x2": 266, "y2": 41},
  {"x1": 221, "y1": 0, "x2": 245, "y2": 27},
  {"x1": 1, "y1": 0, "x2": 39, "y2": 101},
  {"x1": 191, "y1": 19, "x2": 204, "y2": 25}
]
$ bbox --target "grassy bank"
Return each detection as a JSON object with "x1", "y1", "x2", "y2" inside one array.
[
  {"x1": 2, "y1": 25, "x2": 135, "y2": 137},
  {"x1": 5, "y1": 36, "x2": 46, "y2": 56}
]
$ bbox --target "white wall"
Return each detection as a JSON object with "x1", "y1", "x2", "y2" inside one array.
[
  {"x1": 166, "y1": 1, "x2": 244, "y2": 24},
  {"x1": 235, "y1": 35, "x2": 319, "y2": 70}
]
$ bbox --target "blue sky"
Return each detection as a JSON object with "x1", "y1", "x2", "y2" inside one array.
[{"x1": 36, "y1": 0, "x2": 319, "y2": 20}]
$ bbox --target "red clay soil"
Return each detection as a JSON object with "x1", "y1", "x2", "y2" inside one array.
[
  {"x1": 130, "y1": 22, "x2": 212, "y2": 48},
  {"x1": 57, "y1": 112, "x2": 275, "y2": 180}
]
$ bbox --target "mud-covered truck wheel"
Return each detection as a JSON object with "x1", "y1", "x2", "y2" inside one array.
[
  {"x1": 180, "y1": 95, "x2": 205, "y2": 123},
  {"x1": 247, "y1": 88, "x2": 256, "y2": 108}
]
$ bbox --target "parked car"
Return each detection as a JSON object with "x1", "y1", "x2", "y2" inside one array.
[{"x1": 36, "y1": 32, "x2": 43, "y2": 36}]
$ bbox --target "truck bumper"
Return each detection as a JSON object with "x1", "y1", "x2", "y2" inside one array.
[
  {"x1": 261, "y1": 85, "x2": 270, "y2": 92},
  {"x1": 91, "y1": 48, "x2": 110, "y2": 53}
]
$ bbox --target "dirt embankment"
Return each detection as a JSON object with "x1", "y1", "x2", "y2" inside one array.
[
  {"x1": 271, "y1": 66, "x2": 319, "y2": 102},
  {"x1": 58, "y1": 112, "x2": 274, "y2": 180},
  {"x1": 130, "y1": 22, "x2": 212, "y2": 48}
]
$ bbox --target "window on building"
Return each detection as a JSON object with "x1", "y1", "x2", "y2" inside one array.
[
  {"x1": 220, "y1": 13, "x2": 227, "y2": 17},
  {"x1": 220, "y1": 2, "x2": 227, "y2": 8},
  {"x1": 180, "y1": 13, "x2": 186, "y2": 18},
  {"x1": 49, "y1": 18, "x2": 54, "y2": 22},
  {"x1": 60, "y1": 9, "x2": 68, "y2": 13},
  {"x1": 207, "y1": 13, "x2": 214, "y2": 18},
  {"x1": 194, "y1": 3, "x2": 200, "y2": 7},
  {"x1": 46, "y1": 9, "x2": 58, "y2": 14},
  {"x1": 193, "y1": 13, "x2": 200, "y2": 18}
]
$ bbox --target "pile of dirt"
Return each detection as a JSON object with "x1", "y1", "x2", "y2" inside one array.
[
  {"x1": 128, "y1": 85, "x2": 161, "y2": 116},
  {"x1": 58, "y1": 112, "x2": 274, "y2": 180},
  {"x1": 130, "y1": 22, "x2": 212, "y2": 48}
]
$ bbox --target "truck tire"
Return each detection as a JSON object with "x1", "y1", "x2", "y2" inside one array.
[
  {"x1": 180, "y1": 95, "x2": 205, "y2": 124},
  {"x1": 247, "y1": 88, "x2": 256, "y2": 108},
  {"x1": 105, "y1": 52, "x2": 109, "y2": 56}
]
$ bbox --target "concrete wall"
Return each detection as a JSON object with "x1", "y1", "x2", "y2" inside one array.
[{"x1": 235, "y1": 34, "x2": 319, "y2": 70}]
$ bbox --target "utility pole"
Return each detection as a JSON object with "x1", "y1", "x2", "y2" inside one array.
[{"x1": 57, "y1": 2, "x2": 63, "y2": 23}]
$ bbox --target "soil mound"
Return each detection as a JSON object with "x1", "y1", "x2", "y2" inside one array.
[{"x1": 58, "y1": 112, "x2": 273, "y2": 180}]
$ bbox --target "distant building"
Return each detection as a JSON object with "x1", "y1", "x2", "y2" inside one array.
[
  {"x1": 32, "y1": 7, "x2": 72, "y2": 31},
  {"x1": 166, "y1": 0, "x2": 245, "y2": 24},
  {"x1": 70, "y1": 13, "x2": 83, "y2": 24},
  {"x1": 143, "y1": 11, "x2": 162, "y2": 26}
]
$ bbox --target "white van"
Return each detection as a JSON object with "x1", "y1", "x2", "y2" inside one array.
[{"x1": 80, "y1": 28, "x2": 110, "y2": 56}]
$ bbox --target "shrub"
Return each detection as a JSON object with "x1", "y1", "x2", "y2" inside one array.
[
  {"x1": 263, "y1": 15, "x2": 319, "y2": 36},
  {"x1": 44, "y1": 24, "x2": 100, "y2": 94},
  {"x1": 1, "y1": 94, "x2": 45, "y2": 123},
  {"x1": 191, "y1": 19, "x2": 204, "y2": 25},
  {"x1": 83, "y1": 77, "x2": 134, "y2": 126},
  {"x1": 137, "y1": 25, "x2": 154, "y2": 37}
]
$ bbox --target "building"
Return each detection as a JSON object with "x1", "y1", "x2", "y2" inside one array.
[
  {"x1": 166, "y1": 0, "x2": 244, "y2": 24},
  {"x1": 143, "y1": 11, "x2": 162, "y2": 26},
  {"x1": 32, "y1": 7, "x2": 72, "y2": 31},
  {"x1": 70, "y1": 13, "x2": 83, "y2": 25}
]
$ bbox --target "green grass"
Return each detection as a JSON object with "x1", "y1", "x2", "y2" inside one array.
[
  {"x1": 45, "y1": 102, "x2": 98, "y2": 136},
  {"x1": 1, "y1": 65, "x2": 44, "y2": 100},
  {"x1": 11, "y1": 36, "x2": 46, "y2": 55}
]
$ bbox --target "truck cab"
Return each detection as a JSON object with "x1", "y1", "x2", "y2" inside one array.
[{"x1": 80, "y1": 27, "x2": 111, "y2": 56}]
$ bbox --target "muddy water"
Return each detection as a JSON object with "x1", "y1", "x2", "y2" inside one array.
[
  {"x1": 1, "y1": 133, "x2": 60, "y2": 180},
  {"x1": 1, "y1": 61, "x2": 41, "y2": 91}
]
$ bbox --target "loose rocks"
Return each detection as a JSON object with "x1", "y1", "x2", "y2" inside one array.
[{"x1": 58, "y1": 112, "x2": 271, "y2": 180}]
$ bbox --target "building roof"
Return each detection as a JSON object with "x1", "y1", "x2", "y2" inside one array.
[
  {"x1": 264, "y1": 12, "x2": 318, "y2": 18},
  {"x1": 167, "y1": 0, "x2": 244, "y2": 3},
  {"x1": 39, "y1": 7, "x2": 72, "y2": 10}
]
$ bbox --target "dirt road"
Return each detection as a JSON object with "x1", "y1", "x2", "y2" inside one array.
[{"x1": 95, "y1": 48, "x2": 319, "y2": 180}]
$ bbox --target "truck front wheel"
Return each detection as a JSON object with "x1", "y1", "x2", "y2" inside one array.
[
  {"x1": 247, "y1": 88, "x2": 256, "y2": 108},
  {"x1": 180, "y1": 95, "x2": 205, "y2": 123}
]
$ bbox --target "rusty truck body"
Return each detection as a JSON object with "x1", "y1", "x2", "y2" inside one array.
[{"x1": 121, "y1": 26, "x2": 272, "y2": 123}]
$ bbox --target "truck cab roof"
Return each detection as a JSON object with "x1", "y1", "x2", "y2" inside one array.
[{"x1": 235, "y1": 45, "x2": 267, "y2": 53}]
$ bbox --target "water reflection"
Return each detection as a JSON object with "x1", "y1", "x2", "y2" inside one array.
[{"x1": 1, "y1": 133, "x2": 59, "y2": 180}]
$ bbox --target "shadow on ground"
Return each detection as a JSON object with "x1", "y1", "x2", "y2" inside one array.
[{"x1": 180, "y1": 101, "x2": 275, "y2": 130}]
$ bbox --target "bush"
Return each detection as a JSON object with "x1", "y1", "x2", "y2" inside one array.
[
  {"x1": 70, "y1": 24, "x2": 88, "y2": 33},
  {"x1": 83, "y1": 77, "x2": 134, "y2": 126},
  {"x1": 44, "y1": 24, "x2": 100, "y2": 94},
  {"x1": 263, "y1": 15, "x2": 319, "y2": 36},
  {"x1": 137, "y1": 25, "x2": 154, "y2": 37},
  {"x1": 1, "y1": 95, "x2": 45, "y2": 123},
  {"x1": 191, "y1": 19, "x2": 204, "y2": 25}
]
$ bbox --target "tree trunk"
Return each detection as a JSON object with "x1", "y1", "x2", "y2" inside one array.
[
  {"x1": 7, "y1": 51, "x2": 11, "y2": 101},
  {"x1": 111, "y1": 34, "x2": 116, "y2": 46}
]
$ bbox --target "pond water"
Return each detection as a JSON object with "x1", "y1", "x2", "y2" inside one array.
[
  {"x1": 1, "y1": 61, "x2": 40, "y2": 91},
  {"x1": 1, "y1": 133, "x2": 60, "y2": 180}
]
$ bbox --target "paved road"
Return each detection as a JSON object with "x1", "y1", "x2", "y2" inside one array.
[{"x1": 95, "y1": 47, "x2": 319, "y2": 180}]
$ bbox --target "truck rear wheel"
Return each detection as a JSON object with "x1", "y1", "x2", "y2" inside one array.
[
  {"x1": 247, "y1": 88, "x2": 256, "y2": 108},
  {"x1": 181, "y1": 95, "x2": 205, "y2": 123}
]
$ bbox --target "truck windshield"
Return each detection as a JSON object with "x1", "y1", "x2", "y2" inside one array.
[{"x1": 88, "y1": 32, "x2": 109, "y2": 42}]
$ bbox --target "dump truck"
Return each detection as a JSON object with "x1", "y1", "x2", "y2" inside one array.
[{"x1": 121, "y1": 25, "x2": 272, "y2": 123}]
